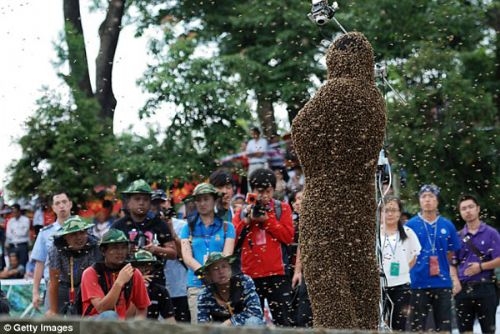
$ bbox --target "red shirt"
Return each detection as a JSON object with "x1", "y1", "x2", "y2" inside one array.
[
  {"x1": 233, "y1": 200, "x2": 294, "y2": 278},
  {"x1": 81, "y1": 266, "x2": 150, "y2": 319}
]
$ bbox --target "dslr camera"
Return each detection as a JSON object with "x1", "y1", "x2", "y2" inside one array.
[
  {"x1": 246, "y1": 193, "x2": 269, "y2": 218},
  {"x1": 307, "y1": 0, "x2": 338, "y2": 26}
]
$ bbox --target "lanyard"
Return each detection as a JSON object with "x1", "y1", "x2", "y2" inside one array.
[
  {"x1": 383, "y1": 233, "x2": 399, "y2": 258},
  {"x1": 69, "y1": 256, "x2": 75, "y2": 303},
  {"x1": 202, "y1": 222, "x2": 217, "y2": 252},
  {"x1": 423, "y1": 220, "x2": 438, "y2": 255}
]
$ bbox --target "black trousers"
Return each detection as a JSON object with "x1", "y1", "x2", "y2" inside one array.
[
  {"x1": 171, "y1": 296, "x2": 191, "y2": 323},
  {"x1": 384, "y1": 283, "x2": 411, "y2": 331},
  {"x1": 455, "y1": 282, "x2": 497, "y2": 334},
  {"x1": 408, "y1": 288, "x2": 453, "y2": 332},
  {"x1": 253, "y1": 275, "x2": 292, "y2": 327},
  {"x1": 290, "y1": 279, "x2": 313, "y2": 327}
]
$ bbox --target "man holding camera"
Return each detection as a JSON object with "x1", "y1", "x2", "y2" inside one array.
[
  {"x1": 233, "y1": 168, "x2": 294, "y2": 326},
  {"x1": 112, "y1": 179, "x2": 177, "y2": 286},
  {"x1": 81, "y1": 228, "x2": 150, "y2": 319}
]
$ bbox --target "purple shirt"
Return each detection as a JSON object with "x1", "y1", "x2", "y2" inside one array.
[{"x1": 455, "y1": 222, "x2": 500, "y2": 283}]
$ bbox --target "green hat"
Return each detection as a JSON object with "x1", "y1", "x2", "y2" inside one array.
[
  {"x1": 130, "y1": 250, "x2": 158, "y2": 266},
  {"x1": 56, "y1": 215, "x2": 94, "y2": 237},
  {"x1": 99, "y1": 228, "x2": 130, "y2": 246},
  {"x1": 194, "y1": 252, "x2": 236, "y2": 277},
  {"x1": 121, "y1": 179, "x2": 152, "y2": 195},
  {"x1": 185, "y1": 183, "x2": 221, "y2": 202}
]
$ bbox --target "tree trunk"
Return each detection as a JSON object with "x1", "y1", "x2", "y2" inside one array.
[
  {"x1": 63, "y1": 0, "x2": 125, "y2": 133},
  {"x1": 256, "y1": 93, "x2": 277, "y2": 139},
  {"x1": 96, "y1": 0, "x2": 125, "y2": 123},
  {"x1": 63, "y1": 0, "x2": 93, "y2": 97}
]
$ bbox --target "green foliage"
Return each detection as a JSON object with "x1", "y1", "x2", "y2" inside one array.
[
  {"x1": 354, "y1": 1, "x2": 500, "y2": 223},
  {"x1": 138, "y1": 32, "x2": 250, "y2": 182},
  {"x1": 136, "y1": 0, "x2": 324, "y2": 123},
  {"x1": 7, "y1": 90, "x2": 115, "y2": 204},
  {"x1": 6, "y1": 0, "x2": 498, "y2": 226},
  {"x1": 132, "y1": 0, "x2": 500, "y2": 223}
]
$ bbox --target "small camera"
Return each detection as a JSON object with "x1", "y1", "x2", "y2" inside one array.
[
  {"x1": 375, "y1": 63, "x2": 387, "y2": 79},
  {"x1": 136, "y1": 232, "x2": 147, "y2": 249},
  {"x1": 307, "y1": 0, "x2": 338, "y2": 26}
]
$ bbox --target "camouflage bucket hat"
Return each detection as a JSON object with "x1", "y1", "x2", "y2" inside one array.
[
  {"x1": 194, "y1": 252, "x2": 236, "y2": 277},
  {"x1": 56, "y1": 215, "x2": 94, "y2": 237},
  {"x1": 184, "y1": 183, "x2": 221, "y2": 203},
  {"x1": 129, "y1": 249, "x2": 158, "y2": 266},
  {"x1": 121, "y1": 179, "x2": 152, "y2": 195},
  {"x1": 99, "y1": 228, "x2": 130, "y2": 246}
]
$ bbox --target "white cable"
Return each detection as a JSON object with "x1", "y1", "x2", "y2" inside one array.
[{"x1": 332, "y1": 17, "x2": 348, "y2": 34}]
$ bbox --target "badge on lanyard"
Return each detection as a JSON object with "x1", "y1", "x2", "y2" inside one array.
[
  {"x1": 255, "y1": 229, "x2": 267, "y2": 245},
  {"x1": 384, "y1": 233, "x2": 399, "y2": 276},
  {"x1": 390, "y1": 262, "x2": 400, "y2": 276},
  {"x1": 429, "y1": 255, "x2": 440, "y2": 276}
]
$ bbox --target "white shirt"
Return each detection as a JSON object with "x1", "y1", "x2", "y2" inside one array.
[
  {"x1": 381, "y1": 226, "x2": 421, "y2": 287},
  {"x1": 246, "y1": 137, "x2": 268, "y2": 164},
  {"x1": 6, "y1": 215, "x2": 31, "y2": 244}
]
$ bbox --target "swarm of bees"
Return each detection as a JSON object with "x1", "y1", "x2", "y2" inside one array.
[{"x1": 291, "y1": 32, "x2": 386, "y2": 330}]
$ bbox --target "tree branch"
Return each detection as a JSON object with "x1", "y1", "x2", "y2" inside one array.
[{"x1": 96, "y1": 0, "x2": 125, "y2": 122}]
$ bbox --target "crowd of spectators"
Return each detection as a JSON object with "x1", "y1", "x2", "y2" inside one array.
[{"x1": 0, "y1": 128, "x2": 497, "y2": 333}]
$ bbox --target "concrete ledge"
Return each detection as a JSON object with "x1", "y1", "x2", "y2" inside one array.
[{"x1": 0, "y1": 317, "x2": 380, "y2": 334}]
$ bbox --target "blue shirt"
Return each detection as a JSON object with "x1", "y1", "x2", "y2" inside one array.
[
  {"x1": 29, "y1": 221, "x2": 63, "y2": 280},
  {"x1": 455, "y1": 222, "x2": 500, "y2": 283},
  {"x1": 165, "y1": 218, "x2": 189, "y2": 297},
  {"x1": 180, "y1": 216, "x2": 235, "y2": 288},
  {"x1": 406, "y1": 214, "x2": 461, "y2": 289}
]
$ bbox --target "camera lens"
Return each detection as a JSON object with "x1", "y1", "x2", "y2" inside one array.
[{"x1": 316, "y1": 16, "x2": 327, "y2": 25}]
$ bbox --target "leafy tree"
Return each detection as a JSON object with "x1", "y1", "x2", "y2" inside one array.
[
  {"x1": 341, "y1": 1, "x2": 499, "y2": 222},
  {"x1": 7, "y1": 90, "x2": 115, "y2": 203},
  {"x1": 6, "y1": 0, "x2": 126, "y2": 201},
  {"x1": 139, "y1": 31, "x2": 251, "y2": 179},
  {"x1": 135, "y1": 1, "x2": 324, "y2": 138},
  {"x1": 6, "y1": 0, "x2": 498, "y2": 226}
]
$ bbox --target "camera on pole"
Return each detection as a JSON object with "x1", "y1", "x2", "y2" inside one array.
[{"x1": 307, "y1": 0, "x2": 339, "y2": 26}]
